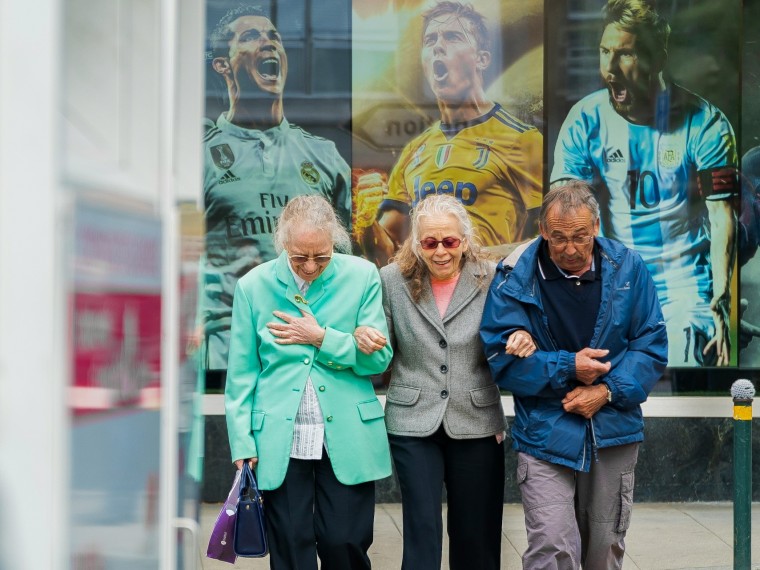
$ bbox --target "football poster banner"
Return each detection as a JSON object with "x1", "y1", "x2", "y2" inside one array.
[
  {"x1": 351, "y1": 0, "x2": 544, "y2": 265},
  {"x1": 199, "y1": 0, "x2": 760, "y2": 388},
  {"x1": 545, "y1": 0, "x2": 742, "y2": 370}
]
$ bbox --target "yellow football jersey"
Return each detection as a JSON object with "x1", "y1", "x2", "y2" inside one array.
[{"x1": 384, "y1": 103, "x2": 543, "y2": 245}]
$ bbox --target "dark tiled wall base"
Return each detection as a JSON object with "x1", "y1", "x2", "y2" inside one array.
[{"x1": 201, "y1": 416, "x2": 760, "y2": 503}]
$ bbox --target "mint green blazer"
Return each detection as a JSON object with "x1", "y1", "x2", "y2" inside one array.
[{"x1": 225, "y1": 252, "x2": 393, "y2": 490}]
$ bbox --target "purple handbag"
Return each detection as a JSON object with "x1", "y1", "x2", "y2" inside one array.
[{"x1": 206, "y1": 469, "x2": 242, "y2": 564}]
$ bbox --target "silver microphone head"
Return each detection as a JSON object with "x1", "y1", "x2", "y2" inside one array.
[{"x1": 731, "y1": 379, "x2": 756, "y2": 400}]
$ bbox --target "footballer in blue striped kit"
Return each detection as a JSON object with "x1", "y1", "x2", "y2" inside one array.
[{"x1": 551, "y1": 0, "x2": 738, "y2": 367}]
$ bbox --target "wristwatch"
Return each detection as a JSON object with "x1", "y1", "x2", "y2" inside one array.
[{"x1": 604, "y1": 384, "x2": 612, "y2": 403}]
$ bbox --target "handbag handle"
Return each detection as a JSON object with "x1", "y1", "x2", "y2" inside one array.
[{"x1": 240, "y1": 462, "x2": 263, "y2": 503}]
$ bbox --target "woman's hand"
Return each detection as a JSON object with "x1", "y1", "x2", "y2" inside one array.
[
  {"x1": 234, "y1": 457, "x2": 258, "y2": 470},
  {"x1": 353, "y1": 326, "x2": 388, "y2": 355},
  {"x1": 268, "y1": 310, "x2": 326, "y2": 348},
  {"x1": 505, "y1": 330, "x2": 537, "y2": 358}
]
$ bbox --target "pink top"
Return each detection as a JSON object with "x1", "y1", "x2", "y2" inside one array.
[{"x1": 431, "y1": 273, "x2": 460, "y2": 317}]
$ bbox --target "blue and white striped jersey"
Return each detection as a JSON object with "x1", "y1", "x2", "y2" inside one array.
[{"x1": 551, "y1": 84, "x2": 738, "y2": 366}]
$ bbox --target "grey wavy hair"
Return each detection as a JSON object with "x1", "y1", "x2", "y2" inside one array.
[
  {"x1": 539, "y1": 180, "x2": 600, "y2": 226},
  {"x1": 393, "y1": 194, "x2": 491, "y2": 302},
  {"x1": 273, "y1": 195, "x2": 352, "y2": 254}
]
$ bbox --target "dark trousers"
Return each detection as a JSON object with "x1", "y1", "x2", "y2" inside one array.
[
  {"x1": 389, "y1": 427, "x2": 505, "y2": 570},
  {"x1": 262, "y1": 449, "x2": 375, "y2": 570}
]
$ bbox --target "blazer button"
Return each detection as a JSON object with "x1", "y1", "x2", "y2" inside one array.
[
  {"x1": 319, "y1": 386, "x2": 326, "y2": 392},
  {"x1": 440, "y1": 390, "x2": 449, "y2": 399},
  {"x1": 440, "y1": 364, "x2": 448, "y2": 373},
  {"x1": 326, "y1": 416, "x2": 334, "y2": 422},
  {"x1": 439, "y1": 339, "x2": 447, "y2": 348},
  {"x1": 303, "y1": 358, "x2": 310, "y2": 365}
]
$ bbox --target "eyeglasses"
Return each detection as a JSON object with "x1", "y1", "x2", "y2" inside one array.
[
  {"x1": 419, "y1": 237, "x2": 462, "y2": 250},
  {"x1": 288, "y1": 253, "x2": 333, "y2": 265},
  {"x1": 546, "y1": 235, "x2": 594, "y2": 248}
]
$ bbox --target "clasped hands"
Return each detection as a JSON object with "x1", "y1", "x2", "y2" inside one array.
[{"x1": 562, "y1": 347, "x2": 611, "y2": 419}]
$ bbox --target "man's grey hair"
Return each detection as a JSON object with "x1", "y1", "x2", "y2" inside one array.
[
  {"x1": 539, "y1": 180, "x2": 600, "y2": 226},
  {"x1": 273, "y1": 195, "x2": 352, "y2": 254}
]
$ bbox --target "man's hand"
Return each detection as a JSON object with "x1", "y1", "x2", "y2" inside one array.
[
  {"x1": 562, "y1": 384, "x2": 608, "y2": 419},
  {"x1": 354, "y1": 325, "x2": 388, "y2": 355},
  {"x1": 235, "y1": 458, "x2": 258, "y2": 470},
  {"x1": 267, "y1": 310, "x2": 326, "y2": 348},
  {"x1": 705, "y1": 197, "x2": 735, "y2": 365},
  {"x1": 575, "y1": 347, "x2": 611, "y2": 385},
  {"x1": 704, "y1": 292, "x2": 731, "y2": 365},
  {"x1": 505, "y1": 330, "x2": 536, "y2": 358}
]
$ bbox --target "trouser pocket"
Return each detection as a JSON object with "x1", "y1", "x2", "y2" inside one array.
[{"x1": 617, "y1": 470, "x2": 635, "y2": 532}]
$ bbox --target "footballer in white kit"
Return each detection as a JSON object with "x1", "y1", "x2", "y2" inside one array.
[
  {"x1": 203, "y1": 115, "x2": 350, "y2": 369},
  {"x1": 202, "y1": 6, "x2": 350, "y2": 370}
]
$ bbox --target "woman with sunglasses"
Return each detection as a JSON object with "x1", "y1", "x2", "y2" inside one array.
[
  {"x1": 355, "y1": 194, "x2": 535, "y2": 570},
  {"x1": 225, "y1": 194, "x2": 393, "y2": 569}
]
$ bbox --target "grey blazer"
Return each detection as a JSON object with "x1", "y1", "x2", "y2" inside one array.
[{"x1": 380, "y1": 260, "x2": 505, "y2": 439}]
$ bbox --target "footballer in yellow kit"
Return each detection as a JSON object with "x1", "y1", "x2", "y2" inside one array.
[
  {"x1": 384, "y1": 103, "x2": 542, "y2": 246},
  {"x1": 353, "y1": 1, "x2": 543, "y2": 265}
]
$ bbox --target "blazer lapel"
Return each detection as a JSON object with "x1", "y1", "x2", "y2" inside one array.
[
  {"x1": 442, "y1": 263, "x2": 482, "y2": 324},
  {"x1": 275, "y1": 253, "x2": 312, "y2": 313},
  {"x1": 274, "y1": 252, "x2": 338, "y2": 316},
  {"x1": 302, "y1": 257, "x2": 336, "y2": 308},
  {"x1": 403, "y1": 277, "x2": 447, "y2": 338}
]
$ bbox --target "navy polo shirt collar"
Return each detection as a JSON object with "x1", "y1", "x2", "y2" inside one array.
[{"x1": 537, "y1": 240, "x2": 600, "y2": 283}]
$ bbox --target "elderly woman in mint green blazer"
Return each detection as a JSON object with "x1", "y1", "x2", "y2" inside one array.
[{"x1": 225, "y1": 195, "x2": 393, "y2": 570}]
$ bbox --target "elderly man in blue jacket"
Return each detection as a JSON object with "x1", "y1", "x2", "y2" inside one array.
[{"x1": 480, "y1": 180, "x2": 667, "y2": 569}]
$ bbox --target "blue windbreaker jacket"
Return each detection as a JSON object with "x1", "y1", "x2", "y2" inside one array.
[{"x1": 479, "y1": 237, "x2": 668, "y2": 471}]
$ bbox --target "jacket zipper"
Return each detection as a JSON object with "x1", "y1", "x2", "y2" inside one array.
[
  {"x1": 591, "y1": 250, "x2": 618, "y2": 348},
  {"x1": 589, "y1": 418, "x2": 599, "y2": 464},
  {"x1": 587, "y1": 250, "x2": 613, "y2": 466}
]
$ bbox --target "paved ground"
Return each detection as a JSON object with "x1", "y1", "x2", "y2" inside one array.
[{"x1": 197, "y1": 502, "x2": 760, "y2": 569}]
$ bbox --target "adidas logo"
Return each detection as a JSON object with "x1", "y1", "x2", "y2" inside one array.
[
  {"x1": 219, "y1": 170, "x2": 241, "y2": 184},
  {"x1": 605, "y1": 149, "x2": 625, "y2": 163}
]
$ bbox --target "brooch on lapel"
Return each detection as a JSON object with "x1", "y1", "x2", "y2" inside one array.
[{"x1": 294, "y1": 294, "x2": 308, "y2": 305}]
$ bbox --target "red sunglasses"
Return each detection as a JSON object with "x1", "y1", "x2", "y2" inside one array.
[{"x1": 419, "y1": 237, "x2": 462, "y2": 250}]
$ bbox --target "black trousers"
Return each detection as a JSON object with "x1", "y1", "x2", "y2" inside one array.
[
  {"x1": 389, "y1": 426, "x2": 505, "y2": 570},
  {"x1": 262, "y1": 448, "x2": 375, "y2": 570}
]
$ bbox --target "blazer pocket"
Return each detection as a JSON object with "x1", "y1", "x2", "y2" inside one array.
[
  {"x1": 386, "y1": 384, "x2": 421, "y2": 406},
  {"x1": 470, "y1": 385, "x2": 501, "y2": 407},
  {"x1": 250, "y1": 411, "x2": 265, "y2": 432},
  {"x1": 357, "y1": 398, "x2": 385, "y2": 422}
]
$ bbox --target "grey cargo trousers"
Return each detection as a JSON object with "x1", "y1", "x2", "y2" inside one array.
[{"x1": 517, "y1": 443, "x2": 639, "y2": 569}]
